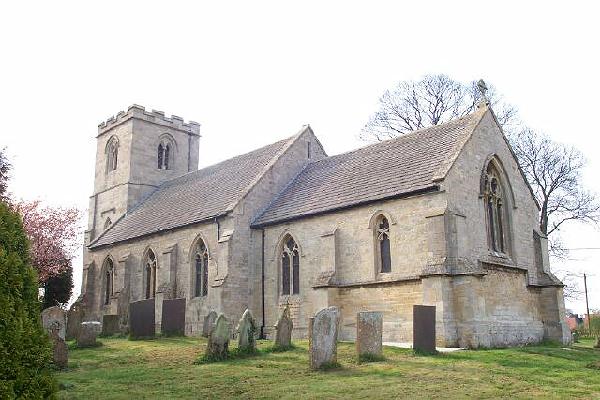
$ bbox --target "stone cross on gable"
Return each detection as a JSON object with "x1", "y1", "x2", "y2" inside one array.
[{"x1": 477, "y1": 79, "x2": 490, "y2": 104}]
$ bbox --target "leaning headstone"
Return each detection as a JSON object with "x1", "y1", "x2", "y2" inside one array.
[
  {"x1": 356, "y1": 311, "x2": 383, "y2": 359},
  {"x1": 274, "y1": 305, "x2": 293, "y2": 348},
  {"x1": 102, "y1": 314, "x2": 120, "y2": 336},
  {"x1": 66, "y1": 300, "x2": 84, "y2": 340},
  {"x1": 77, "y1": 321, "x2": 102, "y2": 348},
  {"x1": 206, "y1": 314, "x2": 231, "y2": 360},
  {"x1": 202, "y1": 310, "x2": 217, "y2": 338},
  {"x1": 41, "y1": 306, "x2": 66, "y2": 341},
  {"x1": 236, "y1": 309, "x2": 258, "y2": 352},
  {"x1": 413, "y1": 305, "x2": 436, "y2": 353},
  {"x1": 309, "y1": 306, "x2": 339, "y2": 369},
  {"x1": 49, "y1": 327, "x2": 68, "y2": 369}
]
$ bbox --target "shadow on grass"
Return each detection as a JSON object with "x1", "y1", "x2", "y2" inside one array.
[{"x1": 195, "y1": 344, "x2": 299, "y2": 365}]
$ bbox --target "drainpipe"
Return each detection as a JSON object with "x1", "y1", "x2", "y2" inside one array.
[{"x1": 260, "y1": 228, "x2": 266, "y2": 339}]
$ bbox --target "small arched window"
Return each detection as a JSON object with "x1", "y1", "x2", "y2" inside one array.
[
  {"x1": 376, "y1": 216, "x2": 391, "y2": 273},
  {"x1": 157, "y1": 138, "x2": 173, "y2": 170},
  {"x1": 281, "y1": 236, "x2": 300, "y2": 295},
  {"x1": 194, "y1": 240, "x2": 209, "y2": 297},
  {"x1": 106, "y1": 137, "x2": 118, "y2": 173},
  {"x1": 483, "y1": 163, "x2": 509, "y2": 254},
  {"x1": 103, "y1": 258, "x2": 114, "y2": 305},
  {"x1": 104, "y1": 218, "x2": 112, "y2": 231},
  {"x1": 144, "y1": 250, "x2": 157, "y2": 299}
]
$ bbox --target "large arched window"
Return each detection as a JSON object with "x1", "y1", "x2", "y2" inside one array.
[
  {"x1": 483, "y1": 162, "x2": 509, "y2": 254},
  {"x1": 375, "y1": 215, "x2": 391, "y2": 273},
  {"x1": 103, "y1": 258, "x2": 114, "y2": 305},
  {"x1": 157, "y1": 137, "x2": 174, "y2": 170},
  {"x1": 194, "y1": 240, "x2": 209, "y2": 297},
  {"x1": 144, "y1": 249, "x2": 157, "y2": 299},
  {"x1": 281, "y1": 236, "x2": 300, "y2": 295},
  {"x1": 106, "y1": 136, "x2": 118, "y2": 173}
]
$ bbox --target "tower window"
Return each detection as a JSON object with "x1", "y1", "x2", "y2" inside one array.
[
  {"x1": 106, "y1": 137, "x2": 119, "y2": 173},
  {"x1": 157, "y1": 137, "x2": 174, "y2": 170}
]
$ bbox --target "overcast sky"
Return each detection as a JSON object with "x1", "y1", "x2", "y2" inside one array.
[{"x1": 1, "y1": 1, "x2": 598, "y2": 314}]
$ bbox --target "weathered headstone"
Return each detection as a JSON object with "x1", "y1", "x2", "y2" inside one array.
[
  {"x1": 161, "y1": 298, "x2": 186, "y2": 336},
  {"x1": 66, "y1": 300, "x2": 84, "y2": 340},
  {"x1": 309, "y1": 306, "x2": 339, "y2": 369},
  {"x1": 129, "y1": 298, "x2": 155, "y2": 339},
  {"x1": 202, "y1": 310, "x2": 217, "y2": 337},
  {"x1": 41, "y1": 306, "x2": 66, "y2": 341},
  {"x1": 413, "y1": 305, "x2": 436, "y2": 353},
  {"x1": 49, "y1": 327, "x2": 68, "y2": 369},
  {"x1": 77, "y1": 321, "x2": 102, "y2": 348},
  {"x1": 102, "y1": 314, "x2": 120, "y2": 336},
  {"x1": 236, "y1": 309, "x2": 258, "y2": 352},
  {"x1": 206, "y1": 314, "x2": 231, "y2": 360},
  {"x1": 356, "y1": 311, "x2": 383, "y2": 359},
  {"x1": 275, "y1": 305, "x2": 293, "y2": 348}
]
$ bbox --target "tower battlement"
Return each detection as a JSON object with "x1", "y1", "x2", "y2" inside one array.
[{"x1": 98, "y1": 104, "x2": 201, "y2": 136}]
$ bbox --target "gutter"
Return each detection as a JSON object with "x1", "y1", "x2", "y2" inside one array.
[{"x1": 260, "y1": 228, "x2": 266, "y2": 339}]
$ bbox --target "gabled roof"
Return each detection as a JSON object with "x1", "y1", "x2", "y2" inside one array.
[
  {"x1": 252, "y1": 106, "x2": 488, "y2": 227},
  {"x1": 89, "y1": 129, "x2": 307, "y2": 249}
]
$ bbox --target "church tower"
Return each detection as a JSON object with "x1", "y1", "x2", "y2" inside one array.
[{"x1": 85, "y1": 105, "x2": 200, "y2": 244}]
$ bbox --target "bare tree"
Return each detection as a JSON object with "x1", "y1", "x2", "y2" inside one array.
[
  {"x1": 508, "y1": 128, "x2": 600, "y2": 255},
  {"x1": 0, "y1": 148, "x2": 10, "y2": 203},
  {"x1": 361, "y1": 74, "x2": 518, "y2": 141}
]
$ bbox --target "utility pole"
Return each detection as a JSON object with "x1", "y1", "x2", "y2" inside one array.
[{"x1": 584, "y1": 273, "x2": 590, "y2": 330}]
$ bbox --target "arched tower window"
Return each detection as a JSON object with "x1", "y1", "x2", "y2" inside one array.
[
  {"x1": 483, "y1": 162, "x2": 510, "y2": 254},
  {"x1": 194, "y1": 239, "x2": 209, "y2": 297},
  {"x1": 104, "y1": 217, "x2": 112, "y2": 230},
  {"x1": 105, "y1": 137, "x2": 118, "y2": 173},
  {"x1": 144, "y1": 249, "x2": 157, "y2": 299},
  {"x1": 103, "y1": 258, "x2": 114, "y2": 305},
  {"x1": 281, "y1": 235, "x2": 300, "y2": 295},
  {"x1": 157, "y1": 137, "x2": 174, "y2": 170},
  {"x1": 376, "y1": 215, "x2": 391, "y2": 273}
]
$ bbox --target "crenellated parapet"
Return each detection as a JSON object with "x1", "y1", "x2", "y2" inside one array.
[{"x1": 98, "y1": 104, "x2": 201, "y2": 136}]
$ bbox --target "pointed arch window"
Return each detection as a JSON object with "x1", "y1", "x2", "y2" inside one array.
[
  {"x1": 144, "y1": 250, "x2": 157, "y2": 299},
  {"x1": 483, "y1": 162, "x2": 509, "y2": 254},
  {"x1": 376, "y1": 216, "x2": 391, "y2": 273},
  {"x1": 157, "y1": 138, "x2": 173, "y2": 170},
  {"x1": 281, "y1": 236, "x2": 300, "y2": 295},
  {"x1": 106, "y1": 137, "x2": 118, "y2": 173},
  {"x1": 194, "y1": 240, "x2": 209, "y2": 297},
  {"x1": 103, "y1": 258, "x2": 114, "y2": 305}
]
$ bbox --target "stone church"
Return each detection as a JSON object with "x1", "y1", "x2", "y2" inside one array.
[{"x1": 80, "y1": 103, "x2": 570, "y2": 348}]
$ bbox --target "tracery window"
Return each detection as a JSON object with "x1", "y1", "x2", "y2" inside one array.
[
  {"x1": 376, "y1": 216, "x2": 391, "y2": 273},
  {"x1": 194, "y1": 240, "x2": 209, "y2": 297},
  {"x1": 281, "y1": 236, "x2": 299, "y2": 295},
  {"x1": 483, "y1": 163, "x2": 508, "y2": 254},
  {"x1": 103, "y1": 258, "x2": 114, "y2": 305},
  {"x1": 157, "y1": 139, "x2": 172, "y2": 170},
  {"x1": 144, "y1": 250, "x2": 157, "y2": 299},
  {"x1": 106, "y1": 137, "x2": 118, "y2": 173}
]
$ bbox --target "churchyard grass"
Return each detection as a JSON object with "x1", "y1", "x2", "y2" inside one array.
[{"x1": 56, "y1": 337, "x2": 600, "y2": 399}]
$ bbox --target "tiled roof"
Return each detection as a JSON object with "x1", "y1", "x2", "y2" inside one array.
[
  {"x1": 89, "y1": 134, "x2": 297, "y2": 248},
  {"x1": 252, "y1": 107, "x2": 487, "y2": 227}
]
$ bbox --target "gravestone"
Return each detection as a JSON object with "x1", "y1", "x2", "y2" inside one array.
[
  {"x1": 202, "y1": 310, "x2": 217, "y2": 337},
  {"x1": 102, "y1": 314, "x2": 120, "y2": 336},
  {"x1": 41, "y1": 306, "x2": 66, "y2": 341},
  {"x1": 49, "y1": 327, "x2": 68, "y2": 369},
  {"x1": 129, "y1": 298, "x2": 155, "y2": 339},
  {"x1": 161, "y1": 298, "x2": 186, "y2": 336},
  {"x1": 77, "y1": 321, "x2": 102, "y2": 348},
  {"x1": 356, "y1": 311, "x2": 383, "y2": 359},
  {"x1": 413, "y1": 305, "x2": 436, "y2": 353},
  {"x1": 66, "y1": 300, "x2": 84, "y2": 340},
  {"x1": 309, "y1": 306, "x2": 339, "y2": 369},
  {"x1": 275, "y1": 305, "x2": 293, "y2": 348},
  {"x1": 206, "y1": 314, "x2": 231, "y2": 360},
  {"x1": 236, "y1": 309, "x2": 257, "y2": 352}
]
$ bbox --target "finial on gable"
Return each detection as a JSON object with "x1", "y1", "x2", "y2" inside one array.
[{"x1": 477, "y1": 79, "x2": 490, "y2": 107}]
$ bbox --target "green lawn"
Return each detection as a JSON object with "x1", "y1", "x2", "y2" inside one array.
[{"x1": 56, "y1": 337, "x2": 600, "y2": 399}]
